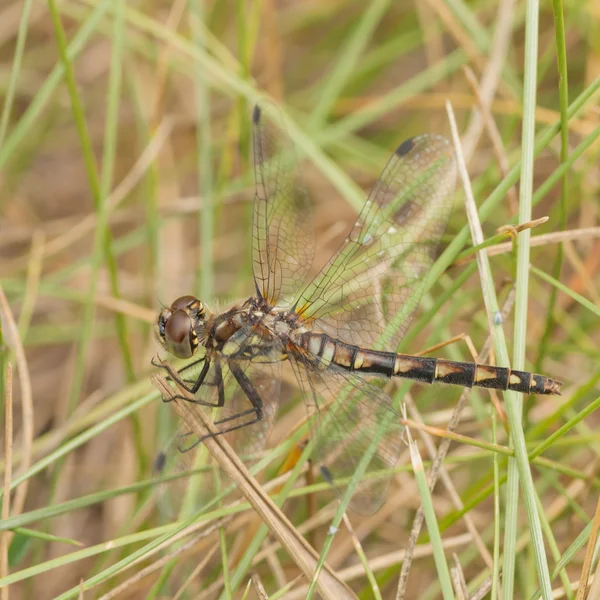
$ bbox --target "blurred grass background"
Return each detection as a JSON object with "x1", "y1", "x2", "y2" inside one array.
[{"x1": 0, "y1": 0, "x2": 599, "y2": 598}]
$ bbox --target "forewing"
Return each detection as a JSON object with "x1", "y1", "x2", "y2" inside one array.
[
  {"x1": 294, "y1": 135, "x2": 456, "y2": 349},
  {"x1": 289, "y1": 350, "x2": 405, "y2": 515},
  {"x1": 252, "y1": 104, "x2": 315, "y2": 305}
]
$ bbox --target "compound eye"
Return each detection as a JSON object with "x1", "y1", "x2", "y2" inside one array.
[
  {"x1": 157, "y1": 311, "x2": 170, "y2": 338},
  {"x1": 164, "y1": 311, "x2": 194, "y2": 358},
  {"x1": 171, "y1": 295, "x2": 198, "y2": 311}
]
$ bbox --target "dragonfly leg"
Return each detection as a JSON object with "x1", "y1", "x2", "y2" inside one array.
[
  {"x1": 174, "y1": 360, "x2": 225, "y2": 407},
  {"x1": 169, "y1": 360, "x2": 265, "y2": 452},
  {"x1": 178, "y1": 407, "x2": 263, "y2": 452},
  {"x1": 153, "y1": 356, "x2": 208, "y2": 393},
  {"x1": 177, "y1": 356, "x2": 207, "y2": 377},
  {"x1": 152, "y1": 355, "x2": 203, "y2": 382},
  {"x1": 189, "y1": 358, "x2": 215, "y2": 395},
  {"x1": 193, "y1": 362, "x2": 264, "y2": 444},
  {"x1": 177, "y1": 430, "x2": 202, "y2": 453},
  {"x1": 159, "y1": 358, "x2": 227, "y2": 409},
  {"x1": 213, "y1": 408, "x2": 257, "y2": 426}
]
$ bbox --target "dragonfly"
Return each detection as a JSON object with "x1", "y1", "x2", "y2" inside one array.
[{"x1": 155, "y1": 104, "x2": 562, "y2": 514}]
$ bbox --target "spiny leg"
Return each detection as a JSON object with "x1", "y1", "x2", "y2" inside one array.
[
  {"x1": 177, "y1": 359, "x2": 225, "y2": 407},
  {"x1": 173, "y1": 357, "x2": 211, "y2": 387},
  {"x1": 178, "y1": 406, "x2": 262, "y2": 454},
  {"x1": 159, "y1": 357, "x2": 227, "y2": 408},
  {"x1": 153, "y1": 355, "x2": 205, "y2": 385},
  {"x1": 195, "y1": 362, "x2": 265, "y2": 444},
  {"x1": 152, "y1": 356, "x2": 208, "y2": 394},
  {"x1": 176, "y1": 361, "x2": 265, "y2": 452}
]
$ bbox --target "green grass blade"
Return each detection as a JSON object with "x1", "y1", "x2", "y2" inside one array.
[
  {"x1": 409, "y1": 441, "x2": 454, "y2": 600},
  {"x1": 310, "y1": 0, "x2": 391, "y2": 128},
  {"x1": 0, "y1": 0, "x2": 112, "y2": 172},
  {"x1": 504, "y1": 0, "x2": 552, "y2": 595},
  {"x1": 0, "y1": 0, "x2": 34, "y2": 148},
  {"x1": 536, "y1": 0, "x2": 569, "y2": 372}
]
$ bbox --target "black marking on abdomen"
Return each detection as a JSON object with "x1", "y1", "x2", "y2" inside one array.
[
  {"x1": 531, "y1": 374, "x2": 548, "y2": 394},
  {"x1": 435, "y1": 360, "x2": 476, "y2": 387},
  {"x1": 332, "y1": 341, "x2": 358, "y2": 369},
  {"x1": 351, "y1": 349, "x2": 396, "y2": 376},
  {"x1": 473, "y1": 364, "x2": 510, "y2": 390},
  {"x1": 393, "y1": 354, "x2": 437, "y2": 383},
  {"x1": 507, "y1": 370, "x2": 532, "y2": 393}
]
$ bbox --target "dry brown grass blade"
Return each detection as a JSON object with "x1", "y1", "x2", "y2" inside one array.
[
  {"x1": 151, "y1": 368, "x2": 355, "y2": 600},
  {"x1": 251, "y1": 573, "x2": 269, "y2": 600},
  {"x1": 424, "y1": 0, "x2": 488, "y2": 74},
  {"x1": 450, "y1": 553, "x2": 468, "y2": 599},
  {"x1": 455, "y1": 226, "x2": 600, "y2": 266},
  {"x1": 287, "y1": 534, "x2": 472, "y2": 600},
  {"x1": 586, "y1": 566, "x2": 600, "y2": 599},
  {"x1": 98, "y1": 523, "x2": 223, "y2": 600},
  {"x1": 403, "y1": 390, "x2": 497, "y2": 572},
  {"x1": 395, "y1": 284, "x2": 516, "y2": 599},
  {"x1": 170, "y1": 543, "x2": 219, "y2": 600},
  {"x1": 576, "y1": 492, "x2": 600, "y2": 600},
  {"x1": 1, "y1": 363, "x2": 13, "y2": 600},
  {"x1": 496, "y1": 216, "x2": 549, "y2": 238},
  {"x1": 462, "y1": 64, "x2": 519, "y2": 215},
  {"x1": 336, "y1": 93, "x2": 598, "y2": 135},
  {"x1": 415, "y1": 332, "x2": 469, "y2": 357},
  {"x1": 0, "y1": 286, "x2": 33, "y2": 525},
  {"x1": 230, "y1": 437, "x2": 309, "y2": 567}
]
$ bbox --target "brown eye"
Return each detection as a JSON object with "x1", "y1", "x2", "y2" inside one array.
[
  {"x1": 165, "y1": 311, "x2": 190, "y2": 344},
  {"x1": 171, "y1": 295, "x2": 198, "y2": 311},
  {"x1": 165, "y1": 310, "x2": 193, "y2": 358},
  {"x1": 157, "y1": 295, "x2": 205, "y2": 359},
  {"x1": 158, "y1": 310, "x2": 195, "y2": 358}
]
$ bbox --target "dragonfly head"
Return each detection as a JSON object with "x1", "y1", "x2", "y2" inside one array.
[{"x1": 157, "y1": 296, "x2": 207, "y2": 359}]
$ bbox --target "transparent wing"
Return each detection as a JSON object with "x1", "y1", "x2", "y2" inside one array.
[
  {"x1": 289, "y1": 348, "x2": 405, "y2": 515},
  {"x1": 294, "y1": 135, "x2": 456, "y2": 349},
  {"x1": 252, "y1": 104, "x2": 315, "y2": 306}
]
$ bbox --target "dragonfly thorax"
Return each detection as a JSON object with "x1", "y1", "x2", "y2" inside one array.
[{"x1": 157, "y1": 295, "x2": 209, "y2": 359}]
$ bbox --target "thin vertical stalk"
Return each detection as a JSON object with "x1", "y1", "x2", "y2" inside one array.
[
  {"x1": 505, "y1": 0, "x2": 553, "y2": 597},
  {"x1": 536, "y1": 0, "x2": 569, "y2": 371},
  {"x1": 0, "y1": 0, "x2": 34, "y2": 149},
  {"x1": 0, "y1": 1, "x2": 111, "y2": 169},
  {"x1": 191, "y1": 1, "x2": 214, "y2": 302},
  {"x1": 48, "y1": 0, "x2": 133, "y2": 412},
  {"x1": 446, "y1": 90, "x2": 552, "y2": 598},
  {"x1": 491, "y1": 410, "x2": 500, "y2": 600},
  {"x1": 309, "y1": 0, "x2": 391, "y2": 128}
]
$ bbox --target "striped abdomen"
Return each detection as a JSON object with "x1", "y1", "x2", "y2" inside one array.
[{"x1": 300, "y1": 333, "x2": 562, "y2": 395}]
